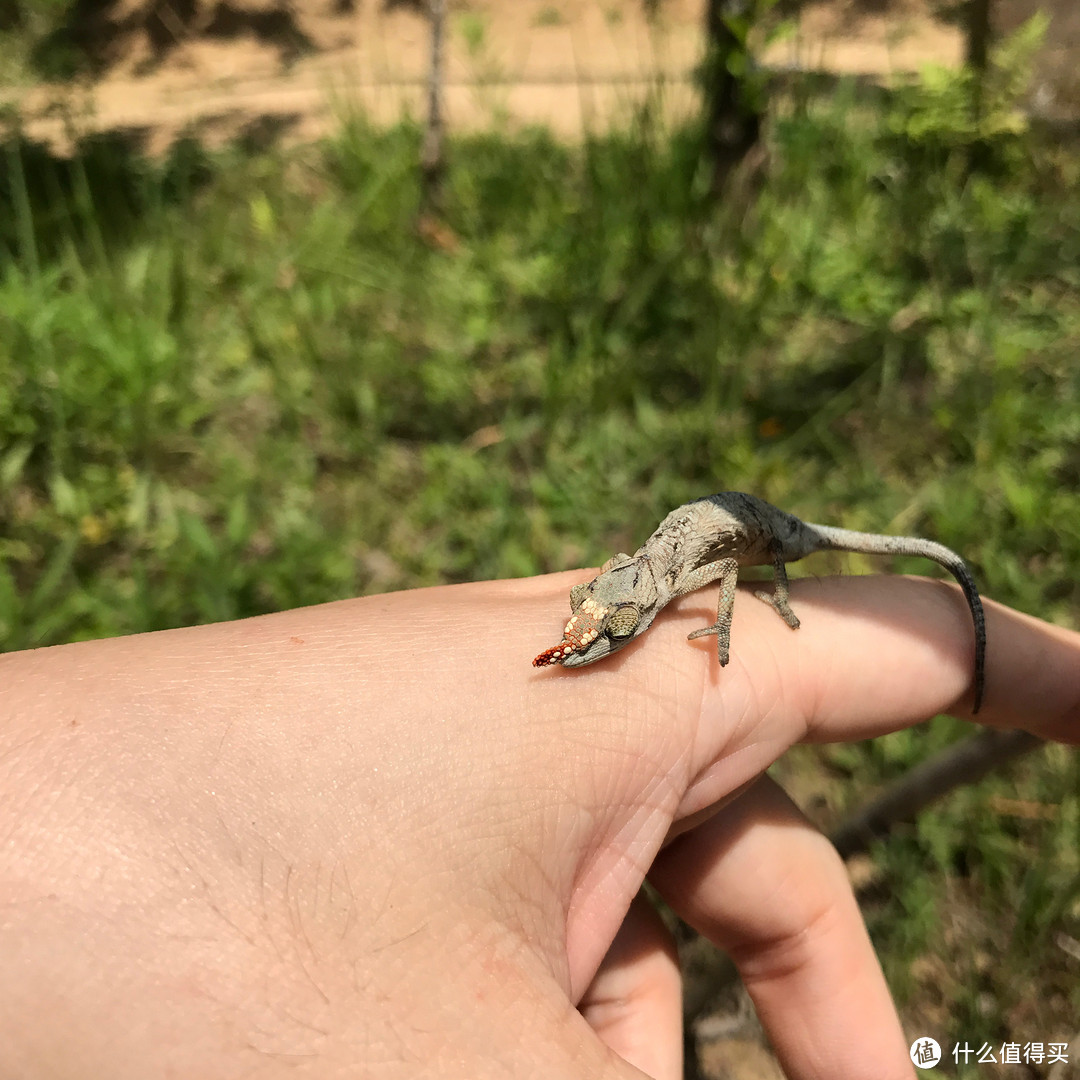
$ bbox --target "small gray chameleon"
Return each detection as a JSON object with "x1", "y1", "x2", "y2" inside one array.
[{"x1": 533, "y1": 492, "x2": 986, "y2": 713}]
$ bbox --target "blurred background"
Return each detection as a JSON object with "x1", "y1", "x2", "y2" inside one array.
[{"x1": 1, "y1": 1, "x2": 1078, "y2": 1076}]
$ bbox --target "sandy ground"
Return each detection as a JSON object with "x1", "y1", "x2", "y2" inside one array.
[{"x1": 8, "y1": 0, "x2": 970, "y2": 153}]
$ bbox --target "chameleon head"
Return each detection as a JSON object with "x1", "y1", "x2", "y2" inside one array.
[{"x1": 532, "y1": 582, "x2": 645, "y2": 668}]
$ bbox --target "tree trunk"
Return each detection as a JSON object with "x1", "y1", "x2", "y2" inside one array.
[
  {"x1": 702, "y1": 0, "x2": 762, "y2": 194},
  {"x1": 965, "y1": 0, "x2": 993, "y2": 74},
  {"x1": 420, "y1": 0, "x2": 446, "y2": 212}
]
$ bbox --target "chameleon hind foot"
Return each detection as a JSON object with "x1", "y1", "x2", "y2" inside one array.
[
  {"x1": 753, "y1": 550, "x2": 801, "y2": 629},
  {"x1": 753, "y1": 590, "x2": 801, "y2": 629}
]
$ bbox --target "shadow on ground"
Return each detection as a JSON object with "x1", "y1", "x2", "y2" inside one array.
[{"x1": 30, "y1": 0, "x2": 314, "y2": 79}]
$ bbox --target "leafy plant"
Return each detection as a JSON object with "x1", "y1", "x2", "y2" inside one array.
[{"x1": 886, "y1": 11, "x2": 1049, "y2": 173}]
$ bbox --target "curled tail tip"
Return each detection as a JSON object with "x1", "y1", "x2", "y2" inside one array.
[{"x1": 972, "y1": 659, "x2": 986, "y2": 715}]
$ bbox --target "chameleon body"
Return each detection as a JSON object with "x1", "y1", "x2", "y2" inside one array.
[{"x1": 533, "y1": 492, "x2": 986, "y2": 713}]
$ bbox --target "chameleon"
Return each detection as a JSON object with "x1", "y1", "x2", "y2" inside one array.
[{"x1": 533, "y1": 492, "x2": 986, "y2": 713}]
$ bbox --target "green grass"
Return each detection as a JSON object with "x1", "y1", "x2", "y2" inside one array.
[{"x1": 1, "y1": 56, "x2": 1078, "y2": 1069}]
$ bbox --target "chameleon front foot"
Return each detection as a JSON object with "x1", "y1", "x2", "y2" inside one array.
[{"x1": 687, "y1": 624, "x2": 731, "y2": 667}]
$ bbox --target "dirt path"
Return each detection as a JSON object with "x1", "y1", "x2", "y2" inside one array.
[{"x1": 9, "y1": 0, "x2": 969, "y2": 154}]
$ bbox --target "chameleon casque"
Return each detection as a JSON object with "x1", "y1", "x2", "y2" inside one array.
[{"x1": 533, "y1": 492, "x2": 986, "y2": 713}]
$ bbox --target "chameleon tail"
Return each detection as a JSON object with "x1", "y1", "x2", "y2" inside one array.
[{"x1": 803, "y1": 524, "x2": 986, "y2": 714}]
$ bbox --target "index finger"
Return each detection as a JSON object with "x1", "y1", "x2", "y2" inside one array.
[{"x1": 673, "y1": 574, "x2": 1080, "y2": 746}]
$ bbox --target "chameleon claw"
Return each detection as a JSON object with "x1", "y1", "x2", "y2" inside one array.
[
  {"x1": 753, "y1": 590, "x2": 801, "y2": 629},
  {"x1": 687, "y1": 625, "x2": 730, "y2": 666}
]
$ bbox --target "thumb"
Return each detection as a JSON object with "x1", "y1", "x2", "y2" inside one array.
[{"x1": 457, "y1": 978, "x2": 659, "y2": 1080}]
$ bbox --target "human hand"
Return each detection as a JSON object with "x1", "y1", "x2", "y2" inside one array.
[{"x1": 1, "y1": 573, "x2": 1076, "y2": 1079}]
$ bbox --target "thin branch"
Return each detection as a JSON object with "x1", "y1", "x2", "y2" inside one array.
[{"x1": 830, "y1": 729, "x2": 1043, "y2": 860}]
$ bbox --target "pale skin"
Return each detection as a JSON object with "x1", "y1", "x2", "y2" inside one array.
[{"x1": 0, "y1": 574, "x2": 1077, "y2": 1080}]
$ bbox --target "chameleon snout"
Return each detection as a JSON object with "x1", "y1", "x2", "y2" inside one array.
[
  {"x1": 532, "y1": 599, "x2": 608, "y2": 666},
  {"x1": 533, "y1": 595, "x2": 645, "y2": 667}
]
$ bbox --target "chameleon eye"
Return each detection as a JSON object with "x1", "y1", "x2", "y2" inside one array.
[
  {"x1": 606, "y1": 605, "x2": 640, "y2": 638},
  {"x1": 570, "y1": 583, "x2": 589, "y2": 610}
]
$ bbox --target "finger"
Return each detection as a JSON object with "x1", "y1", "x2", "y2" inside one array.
[
  {"x1": 649, "y1": 777, "x2": 915, "y2": 1080},
  {"x1": 757, "y1": 576, "x2": 1080, "y2": 744},
  {"x1": 580, "y1": 893, "x2": 683, "y2": 1080}
]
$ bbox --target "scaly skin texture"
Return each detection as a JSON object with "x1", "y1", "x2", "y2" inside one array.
[{"x1": 533, "y1": 492, "x2": 987, "y2": 713}]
